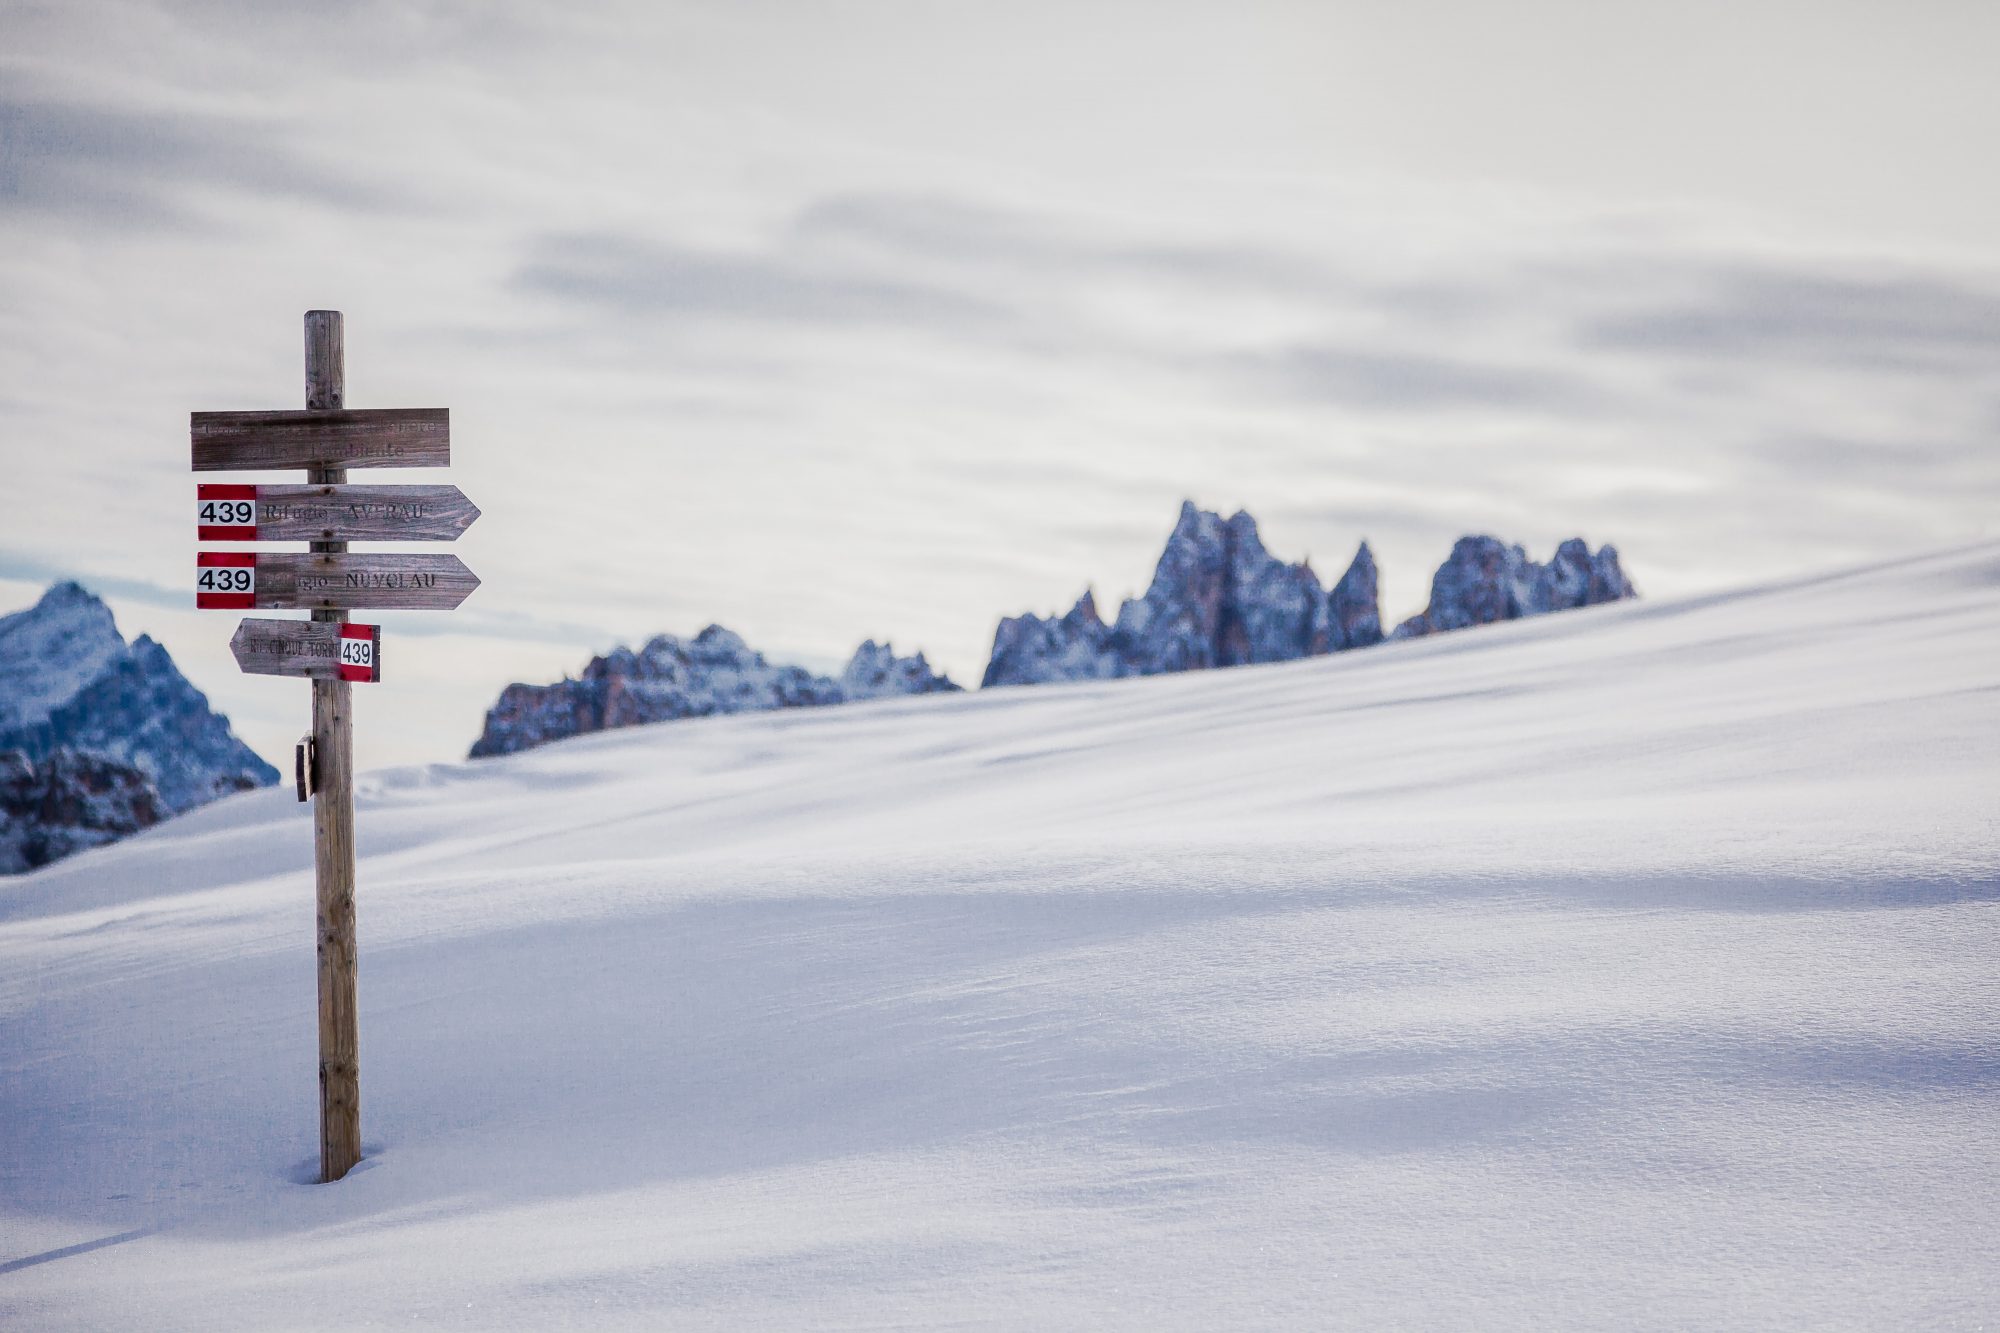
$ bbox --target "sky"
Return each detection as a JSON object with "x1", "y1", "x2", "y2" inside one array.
[{"x1": 2, "y1": 0, "x2": 1997, "y2": 771}]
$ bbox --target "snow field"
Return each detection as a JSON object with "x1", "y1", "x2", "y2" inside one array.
[{"x1": 2, "y1": 543, "x2": 1997, "y2": 1328}]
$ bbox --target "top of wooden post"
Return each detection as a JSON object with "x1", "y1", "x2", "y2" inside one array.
[
  {"x1": 189, "y1": 313, "x2": 449, "y2": 472},
  {"x1": 305, "y1": 311, "x2": 344, "y2": 412}
]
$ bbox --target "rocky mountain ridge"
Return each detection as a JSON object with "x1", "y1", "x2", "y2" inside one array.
[
  {"x1": 0, "y1": 582, "x2": 278, "y2": 873},
  {"x1": 469, "y1": 627, "x2": 960, "y2": 759},
  {"x1": 984, "y1": 502, "x2": 1633, "y2": 687},
  {"x1": 1, "y1": 748, "x2": 166, "y2": 874},
  {"x1": 1391, "y1": 536, "x2": 1637, "y2": 640},
  {"x1": 3, "y1": 520, "x2": 1643, "y2": 862},
  {"x1": 469, "y1": 503, "x2": 1636, "y2": 761},
  {"x1": 985, "y1": 502, "x2": 1384, "y2": 686}
]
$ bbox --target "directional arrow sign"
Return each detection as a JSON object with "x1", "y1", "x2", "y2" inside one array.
[
  {"x1": 197, "y1": 552, "x2": 479, "y2": 611},
  {"x1": 198, "y1": 483, "x2": 480, "y2": 542},
  {"x1": 232, "y1": 618, "x2": 382, "y2": 682},
  {"x1": 191, "y1": 408, "x2": 449, "y2": 471}
]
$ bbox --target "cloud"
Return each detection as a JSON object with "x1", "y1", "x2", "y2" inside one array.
[
  {"x1": 4, "y1": 1, "x2": 1998, "y2": 770},
  {"x1": 510, "y1": 230, "x2": 1008, "y2": 330},
  {"x1": 1749, "y1": 433, "x2": 2000, "y2": 489},
  {"x1": 0, "y1": 551, "x2": 189, "y2": 615},
  {"x1": 1580, "y1": 263, "x2": 2000, "y2": 370},
  {"x1": 791, "y1": 192, "x2": 1073, "y2": 268},
  {"x1": 0, "y1": 97, "x2": 405, "y2": 228},
  {"x1": 792, "y1": 189, "x2": 1352, "y2": 300},
  {"x1": 1228, "y1": 344, "x2": 1603, "y2": 415}
]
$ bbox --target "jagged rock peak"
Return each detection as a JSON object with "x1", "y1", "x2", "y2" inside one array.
[
  {"x1": 0, "y1": 581, "x2": 126, "y2": 733},
  {"x1": 982, "y1": 502, "x2": 1383, "y2": 687},
  {"x1": 471, "y1": 624, "x2": 961, "y2": 759},
  {"x1": 1391, "y1": 536, "x2": 1637, "y2": 640},
  {"x1": 0, "y1": 581, "x2": 276, "y2": 873},
  {"x1": 843, "y1": 641, "x2": 963, "y2": 701},
  {"x1": 982, "y1": 592, "x2": 1119, "y2": 688},
  {"x1": 1327, "y1": 541, "x2": 1384, "y2": 652}
]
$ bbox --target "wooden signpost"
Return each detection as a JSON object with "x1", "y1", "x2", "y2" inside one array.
[
  {"x1": 232, "y1": 619, "x2": 382, "y2": 682},
  {"x1": 195, "y1": 551, "x2": 481, "y2": 611},
  {"x1": 191, "y1": 408, "x2": 450, "y2": 471},
  {"x1": 198, "y1": 483, "x2": 479, "y2": 542},
  {"x1": 192, "y1": 311, "x2": 478, "y2": 1184}
]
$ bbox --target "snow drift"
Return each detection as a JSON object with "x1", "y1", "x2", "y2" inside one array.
[{"x1": 2, "y1": 543, "x2": 1996, "y2": 1329}]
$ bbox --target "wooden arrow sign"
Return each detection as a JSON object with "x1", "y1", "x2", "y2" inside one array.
[
  {"x1": 197, "y1": 551, "x2": 479, "y2": 611},
  {"x1": 232, "y1": 618, "x2": 382, "y2": 682},
  {"x1": 191, "y1": 408, "x2": 449, "y2": 471},
  {"x1": 198, "y1": 483, "x2": 480, "y2": 542}
]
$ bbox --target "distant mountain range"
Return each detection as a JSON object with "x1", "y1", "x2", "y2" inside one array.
[
  {"x1": 471, "y1": 503, "x2": 1636, "y2": 759},
  {"x1": 0, "y1": 583, "x2": 277, "y2": 873},
  {"x1": 470, "y1": 629, "x2": 961, "y2": 758},
  {"x1": 1390, "y1": 534, "x2": 1636, "y2": 639},
  {"x1": 0, "y1": 507, "x2": 1638, "y2": 866},
  {"x1": 985, "y1": 505, "x2": 1384, "y2": 686}
]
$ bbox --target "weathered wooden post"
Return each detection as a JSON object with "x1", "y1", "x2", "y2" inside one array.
[
  {"x1": 305, "y1": 310, "x2": 360, "y2": 1182},
  {"x1": 191, "y1": 312, "x2": 480, "y2": 1182}
]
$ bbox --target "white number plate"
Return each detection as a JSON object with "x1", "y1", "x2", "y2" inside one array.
[
  {"x1": 196, "y1": 566, "x2": 255, "y2": 593},
  {"x1": 198, "y1": 498, "x2": 257, "y2": 526},
  {"x1": 195, "y1": 556, "x2": 257, "y2": 607}
]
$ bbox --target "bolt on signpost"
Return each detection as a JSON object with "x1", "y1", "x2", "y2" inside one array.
[{"x1": 192, "y1": 312, "x2": 480, "y2": 1182}]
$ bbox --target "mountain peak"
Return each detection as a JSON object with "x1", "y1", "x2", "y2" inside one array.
[
  {"x1": 843, "y1": 641, "x2": 959, "y2": 701},
  {"x1": 1391, "y1": 535, "x2": 1637, "y2": 639},
  {"x1": 0, "y1": 580, "x2": 126, "y2": 734},
  {"x1": 984, "y1": 508, "x2": 1636, "y2": 687},
  {"x1": 39, "y1": 579, "x2": 102, "y2": 608},
  {"x1": 472, "y1": 623, "x2": 961, "y2": 758},
  {"x1": 0, "y1": 582, "x2": 277, "y2": 873},
  {"x1": 985, "y1": 502, "x2": 1382, "y2": 686},
  {"x1": 1327, "y1": 540, "x2": 1383, "y2": 651}
]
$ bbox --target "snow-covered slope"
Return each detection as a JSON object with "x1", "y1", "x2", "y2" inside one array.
[{"x1": 2, "y1": 544, "x2": 1997, "y2": 1329}]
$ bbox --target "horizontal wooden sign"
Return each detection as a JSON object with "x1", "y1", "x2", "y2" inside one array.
[
  {"x1": 191, "y1": 408, "x2": 449, "y2": 472},
  {"x1": 197, "y1": 551, "x2": 479, "y2": 611},
  {"x1": 232, "y1": 618, "x2": 381, "y2": 683},
  {"x1": 198, "y1": 483, "x2": 480, "y2": 542}
]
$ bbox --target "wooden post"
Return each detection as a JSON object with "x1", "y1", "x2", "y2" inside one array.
[
  {"x1": 306, "y1": 310, "x2": 361, "y2": 1183},
  {"x1": 193, "y1": 314, "x2": 467, "y2": 1182}
]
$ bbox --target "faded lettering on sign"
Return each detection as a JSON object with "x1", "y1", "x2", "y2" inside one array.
[
  {"x1": 262, "y1": 501, "x2": 433, "y2": 522},
  {"x1": 299, "y1": 571, "x2": 441, "y2": 591},
  {"x1": 247, "y1": 637, "x2": 341, "y2": 659}
]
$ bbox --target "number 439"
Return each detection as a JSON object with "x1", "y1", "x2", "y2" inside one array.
[
  {"x1": 197, "y1": 567, "x2": 253, "y2": 592},
  {"x1": 199, "y1": 499, "x2": 255, "y2": 525}
]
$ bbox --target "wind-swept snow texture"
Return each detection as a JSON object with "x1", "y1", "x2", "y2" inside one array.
[{"x1": 3, "y1": 544, "x2": 1997, "y2": 1330}]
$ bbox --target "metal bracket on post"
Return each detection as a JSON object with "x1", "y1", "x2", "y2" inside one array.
[{"x1": 294, "y1": 734, "x2": 317, "y2": 803}]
